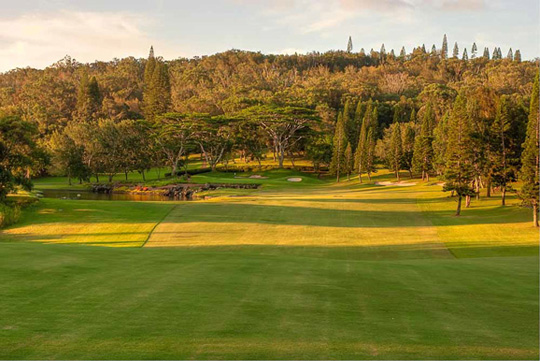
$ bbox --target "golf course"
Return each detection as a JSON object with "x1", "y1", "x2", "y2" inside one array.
[{"x1": 0, "y1": 169, "x2": 538, "y2": 360}]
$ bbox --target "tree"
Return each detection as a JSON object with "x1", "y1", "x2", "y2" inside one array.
[
  {"x1": 389, "y1": 121, "x2": 403, "y2": 180},
  {"x1": 240, "y1": 105, "x2": 318, "y2": 168},
  {"x1": 355, "y1": 101, "x2": 378, "y2": 181},
  {"x1": 330, "y1": 111, "x2": 348, "y2": 182},
  {"x1": 490, "y1": 96, "x2": 515, "y2": 205},
  {"x1": 0, "y1": 116, "x2": 38, "y2": 201},
  {"x1": 412, "y1": 103, "x2": 435, "y2": 181},
  {"x1": 402, "y1": 122, "x2": 415, "y2": 178},
  {"x1": 47, "y1": 129, "x2": 90, "y2": 185},
  {"x1": 452, "y1": 42, "x2": 459, "y2": 58},
  {"x1": 194, "y1": 115, "x2": 235, "y2": 171},
  {"x1": 462, "y1": 48, "x2": 468, "y2": 61},
  {"x1": 519, "y1": 71, "x2": 540, "y2": 226},
  {"x1": 154, "y1": 113, "x2": 197, "y2": 176},
  {"x1": 441, "y1": 34, "x2": 448, "y2": 59},
  {"x1": 514, "y1": 49, "x2": 522, "y2": 62},
  {"x1": 344, "y1": 142, "x2": 353, "y2": 181},
  {"x1": 143, "y1": 47, "x2": 171, "y2": 122},
  {"x1": 483, "y1": 47, "x2": 490, "y2": 59},
  {"x1": 471, "y1": 42, "x2": 478, "y2": 58},
  {"x1": 75, "y1": 71, "x2": 101, "y2": 122},
  {"x1": 506, "y1": 48, "x2": 513, "y2": 60},
  {"x1": 399, "y1": 46, "x2": 406, "y2": 59},
  {"x1": 442, "y1": 94, "x2": 475, "y2": 215},
  {"x1": 347, "y1": 36, "x2": 353, "y2": 53},
  {"x1": 431, "y1": 44, "x2": 437, "y2": 55}
]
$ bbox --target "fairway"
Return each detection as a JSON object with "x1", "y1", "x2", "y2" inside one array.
[{"x1": 0, "y1": 171, "x2": 538, "y2": 359}]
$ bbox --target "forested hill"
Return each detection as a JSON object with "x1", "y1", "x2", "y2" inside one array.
[{"x1": 0, "y1": 44, "x2": 536, "y2": 135}]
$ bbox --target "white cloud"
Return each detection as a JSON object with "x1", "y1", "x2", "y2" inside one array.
[{"x1": 0, "y1": 10, "x2": 182, "y2": 71}]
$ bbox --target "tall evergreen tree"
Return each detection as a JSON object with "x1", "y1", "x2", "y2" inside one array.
[
  {"x1": 431, "y1": 44, "x2": 437, "y2": 55},
  {"x1": 421, "y1": 44, "x2": 426, "y2": 53},
  {"x1": 471, "y1": 42, "x2": 478, "y2": 58},
  {"x1": 400, "y1": 46, "x2": 406, "y2": 58},
  {"x1": 402, "y1": 122, "x2": 415, "y2": 178},
  {"x1": 506, "y1": 48, "x2": 513, "y2": 60},
  {"x1": 490, "y1": 96, "x2": 514, "y2": 205},
  {"x1": 389, "y1": 121, "x2": 403, "y2": 180},
  {"x1": 442, "y1": 94, "x2": 475, "y2": 215},
  {"x1": 330, "y1": 112, "x2": 348, "y2": 182},
  {"x1": 514, "y1": 49, "x2": 522, "y2": 62},
  {"x1": 462, "y1": 48, "x2": 468, "y2": 61},
  {"x1": 452, "y1": 42, "x2": 459, "y2": 58},
  {"x1": 519, "y1": 71, "x2": 540, "y2": 226},
  {"x1": 412, "y1": 103, "x2": 435, "y2": 181},
  {"x1": 75, "y1": 72, "x2": 101, "y2": 122},
  {"x1": 347, "y1": 36, "x2": 353, "y2": 53},
  {"x1": 355, "y1": 101, "x2": 378, "y2": 182},
  {"x1": 441, "y1": 34, "x2": 448, "y2": 59},
  {"x1": 483, "y1": 47, "x2": 490, "y2": 59},
  {"x1": 360, "y1": 48, "x2": 366, "y2": 56},
  {"x1": 143, "y1": 47, "x2": 171, "y2": 122},
  {"x1": 344, "y1": 142, "x2": 353, "y2": 181}
]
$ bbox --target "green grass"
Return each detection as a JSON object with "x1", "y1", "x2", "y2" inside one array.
[{"x1": 0, "y1": 169, "x2": 538, "y2": 359}]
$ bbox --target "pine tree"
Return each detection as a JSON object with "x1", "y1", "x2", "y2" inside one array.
[
  {"x1": 412, "y1": 103, "x2": 435, "y2": 181},
  {"x1": 441, "y1": 34, "x2": 448, "y2": 59},
  {"x1": 421, "y1": 44, "x2": 426, "y2": 53},
  {"x1": 143, "y1": 47, "x2": 171, "y2": 122},
  {"x1": 75, "y1": 71, "x2": 101, "y2": 122},
  {"x1": 452, "y1": 42, "x2": 459, "y2": 58},
  {"x1": 355, "y1": 101, "x2": 377, "y2": 182},
  {"x1": 507, "y1": 48, "x2": 513, "y2": 60},
  {"x1": 347, "y1": 36, "x2": 353, "y2": 53},
  {"x1": 514, "y1": 49, "x2": 522, "y2": 62},
  {"x1": 490, "y1": 96, "x2": 514, "y2": 205},
  {"x1": 350, "y1": 100, "x2": 365, "y2": 151},
  {"x1": 389, "y1": 121, "x2": 403, "y2": 180},
  {"x1": 400, "y1": 46, "x2": 406, "y2": 58},
  {"x1": 330, "y1": 112, "x2": 348, "y2": 182},
  {"x1": 442, "y1": 94, "x2": 475, "y2": 215},
  {"x1": 402, "y1": 122, "x2": 415, "y2": 178},
  {"x1": 519, "y1": 71, "x2": 540, "y2": 226},
  {"x1": 343, "y1": 99, "x2": 357, "y2": 148},
  {"x1": 431, "y1": 44, "x2": 437, "y2": 55},
  {"x1": 380, "y1": 44, "x2": 386, "y2": 55},
  {"x1": 483, "y1": 47, "x2": 490, "y2": 59},
  {"x1": 344, "y1": 142, "x2": 353, "y2": 180},
  {"x1": 360, "y1": 48, "x2": 366, "y2": 56},
  {"x1": 492, "y1": 47, "x2": 499, "y2": 59},
  {"x1": 462, "y1": 48, "x2": 468, "y2": 61},
  {"x1": 471, "y1": 42, "x2": 477, "y2": 58}
]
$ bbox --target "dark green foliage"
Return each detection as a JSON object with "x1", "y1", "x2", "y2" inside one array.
[
  {"x1": 412, "y1": 103, "x2": 435, "y2": 180},
  {"x1": 143, "y1": 47, "x2": 171, "y2": 122},
  {"x1": 452, "y1": 42, "x2": 459, "y2": 58},
  {"x1": 462, "y1": 48, "x2": 468, "y2": 61},
  {"x1": 514, "y1": 49, "x2": 522, "y2": 62},
  {"x1": 519, "y1": 71, "x2": 539, "y2": 226},
  {"x1": 347, "y1": 36, "x2": 353, "y2": 53},
  {"x1": 389, "y1": 122, "x2": 403, "y2": 180},
  {"x1": 441, "y1": 34, "x2": 448, "y2": 59},
  {"x1": 0, "y1": 116, "x2": 38, "y2": 200},
  {"x1": 442, "y1": 94, "x2": 476, "y2": 215},
  {"x1": 330, "y1": 112, "x2": 347, "y2": 181},
  {"x1": 75, "y1": 72, "x2": 102, "y2": 122},
  {"x1": 471, "y1": 42, "x2": 477, "y2": 58}
]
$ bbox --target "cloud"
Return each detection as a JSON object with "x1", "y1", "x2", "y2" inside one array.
[{"x1": 0, "y1": 10, "x2": 181, "y2": 72}]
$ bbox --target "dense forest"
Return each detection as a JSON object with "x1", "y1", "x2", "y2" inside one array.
[{"x1": 0, "y1": 35, "x2": 538, "y2": 222}]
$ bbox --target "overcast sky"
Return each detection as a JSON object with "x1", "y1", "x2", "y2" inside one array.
[{"x1": 0, "y1": 0, "x2": 537, "y2": 72}]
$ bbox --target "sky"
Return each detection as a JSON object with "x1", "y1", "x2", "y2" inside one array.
[{"x1": 0, "y1": 0, "x2": 538, "y2": 72}]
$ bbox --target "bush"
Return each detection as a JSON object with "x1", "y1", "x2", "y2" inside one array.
[{"x1": 0, "y1": 203, "x2": 21, "y2": 228}]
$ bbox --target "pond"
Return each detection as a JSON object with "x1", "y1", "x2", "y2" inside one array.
[{"x1": 37, "y1": 189, "x2": 181, "y2": 202}]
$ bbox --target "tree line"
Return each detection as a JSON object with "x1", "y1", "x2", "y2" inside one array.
[{"x1": 0, "y1": 36, "x2": 537, "y2": 224}]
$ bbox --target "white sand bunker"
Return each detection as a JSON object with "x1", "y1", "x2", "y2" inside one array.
[
  {"x1": 249, "y1": 175, "x2": 268, "y2": 179},
  {"x1": 287, "y1": 177, "x2": 303, "y2": 182},
  {"x1": 376, "y1": 181, "x2": 417, "y2": 187}
]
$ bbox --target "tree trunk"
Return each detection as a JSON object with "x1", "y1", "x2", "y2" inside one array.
[
  {"x1": 358, "y1": 173, "x2": 363, "y2": 183},
  {"x1": 486, "y1": 179, "x2": 491, "y2": 197},
  {"x1": 409, "y1": 169, "x2": 413, "y2": 179},
  {"x1": 396, "y1": 169, "x2": 400, "y2": 181},
  {"x1": 534, "y1": 203, "x2": 539, "y2": 227},
  {"x1": 142, "y1": 170, "x2": 146, "y2": 182},
  {"x1": 501, "y1": 187, "x2": 506, "y2": 206},
  {"x1": 68, "y1": 174, "x2": 72, "y2": 186},
  {"x1": 336, "y1": 169, "x2": 340, "y2": 183},
  {"x1": 125, "y1": 171, "x2": 128, "y2": 181},
  {"x1": 465, "y1": 195, "x2": 471, "y2": 208},
  {"x1": 95, "y1": 174, "x2": 99, "y2": 183},
  {"x1": 108, "y1": 174, "x2": 113, "y2": 183},
  {"x1": 367, "y1": 172, "x2": 372, "y2": 182},
  {"x1": 421, "y1": 170, "x2": 425, "y2": 181},
  {"x1": 456, "y1": 195, "x2": 462, "y2": 216}
]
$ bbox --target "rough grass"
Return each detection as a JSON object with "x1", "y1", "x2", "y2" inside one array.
[{"x1": 0, "y1": 169, "x2": 538, "y2": 359}]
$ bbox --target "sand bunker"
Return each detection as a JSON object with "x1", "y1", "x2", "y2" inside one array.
[
  {"x1": 287, "y1": 177, "x2": 303, "y2": 182},
  {"x1": 376, "y1": 181, "x2": 417, "y2": 187},
  {"x1": 234, "y1": 174, "x2": 269, "y2": 179}
]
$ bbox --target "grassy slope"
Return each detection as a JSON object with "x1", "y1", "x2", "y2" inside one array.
[{"x1": 0, "y1": 169, "x2": 538, "y2": 359}]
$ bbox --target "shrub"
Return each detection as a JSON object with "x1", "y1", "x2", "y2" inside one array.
[{"x1": 0, "y1": 203, "x2": 21, "y2": 228}]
